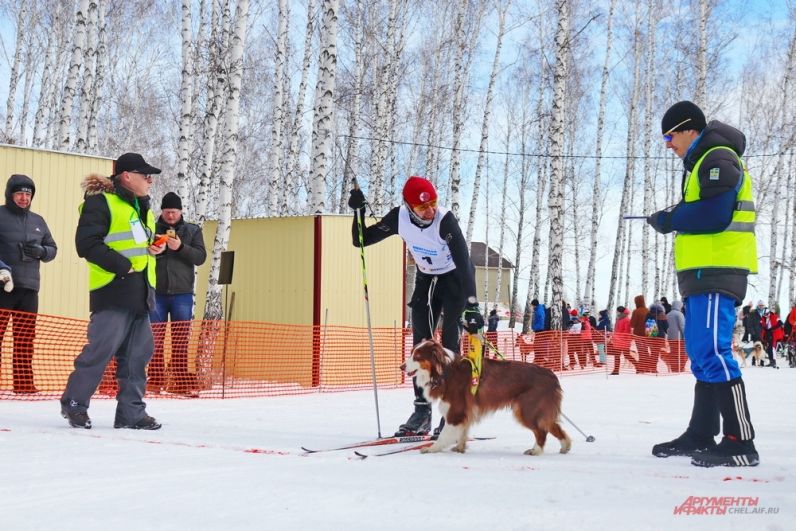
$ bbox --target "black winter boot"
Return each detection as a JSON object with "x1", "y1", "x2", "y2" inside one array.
[
  {"x1": 691, "y1": 378, "x2": 758, "y2": 467},
  {"x1": 652, "y1": 381, "x2": 718, "y2": 457},
  {"x1": 395, "y1": 401, "x2": 431, "y2": 436}
]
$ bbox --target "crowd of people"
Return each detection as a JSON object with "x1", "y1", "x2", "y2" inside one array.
[{"x1": 524, "y1": 294, "x2": 686, "y2": 375}]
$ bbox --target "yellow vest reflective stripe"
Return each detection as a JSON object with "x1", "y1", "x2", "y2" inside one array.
[
  {"x1": 80, "y1": 192, "x2": 156, "y2": 291},
  {"x1": 674, "y1": 146, "x2": 758, "y2": 274}
]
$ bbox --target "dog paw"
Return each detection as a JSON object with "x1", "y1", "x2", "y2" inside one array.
[
  {"x1": 453, "y1": 444, "x2": 467, "y2": 453},
  {"x1": 523, "y1": 445, "x2": 543, "y2": 456},
  {"x1": 421, "y1": 444, "x2": 442, "y2": 454}
]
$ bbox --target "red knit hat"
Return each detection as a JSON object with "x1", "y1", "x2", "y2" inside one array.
[{"x1": 402, "y1": 176, "x2": 437, "y2": 208}]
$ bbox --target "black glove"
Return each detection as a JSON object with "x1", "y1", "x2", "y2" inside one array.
[
  {"x1": 348, "y1": 189, "x2": 366, "y2": 210},
  {"x1": 22, "y1": 243, "x2": 46, "y2": 260},
  {"x1": 463, "y1": 301, "x2": 484, "y2": 334},
  {"x1": 646, "y1": 210, "x2": 672, "y2": 234}
]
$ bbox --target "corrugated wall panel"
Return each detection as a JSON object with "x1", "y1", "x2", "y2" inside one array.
[
  {"x1": 319, "y1": 215, "x2": 404, "y2": 327},
  {"x1": 0, "y1": 145, "x2": 112, "y2": 319},
  {"x1": 194, "y1": 217, "x2": 315, "y2": 325}
]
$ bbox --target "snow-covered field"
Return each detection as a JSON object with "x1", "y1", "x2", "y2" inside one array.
[{"x1": 1, "y1": 367, "x2": 793, "y2": 531}]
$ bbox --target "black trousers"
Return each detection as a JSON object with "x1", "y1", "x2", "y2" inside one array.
[{"x1": 408, "y1": 271, "x2": 465, "y2": 404}]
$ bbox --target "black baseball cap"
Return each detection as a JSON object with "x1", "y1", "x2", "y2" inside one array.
[{"x1": 112, "y1": 153, "x2": 161, "y2": 177}]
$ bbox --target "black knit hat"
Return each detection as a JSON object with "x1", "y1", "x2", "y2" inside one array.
[
  {"x1": 161, "y1": 192, "x2": 183, "y2": 210},
  {"x1": 661, "y1": 101, "x2": 706, "y2": 134}
]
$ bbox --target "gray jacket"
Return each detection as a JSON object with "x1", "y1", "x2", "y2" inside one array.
[
  {"x1": 666, "y1": 300, "x2": 685, "y2": 340},
  {"x1": 0, "y1": 174, "x2": 57, "y2": 292}
]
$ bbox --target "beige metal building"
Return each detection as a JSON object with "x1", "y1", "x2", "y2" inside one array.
[{"x1": 1, "y1": 145, "x2": 407, "y2": 390}]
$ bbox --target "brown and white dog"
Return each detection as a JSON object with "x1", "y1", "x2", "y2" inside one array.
[{"x1": 401, "y1": 339, "x2": 572, "y2": 456}]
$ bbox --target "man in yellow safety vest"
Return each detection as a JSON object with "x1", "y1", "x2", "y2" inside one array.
[
  {"x1": 647, "y1": 101, "x2": 759, "y2": 467},
  {"x1": 60, "y1": 153, "x2": 166, "y2": 430}
]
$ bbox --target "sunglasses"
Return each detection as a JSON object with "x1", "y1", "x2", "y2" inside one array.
[
  {"x1": 663, "y1": 118, "x2": 692, "y2": 142},
  {"x1": 412, "y1": 198, "x2": 437, "y2": 210},
  {"x1": 130, "y1": 171, "x2": 153, "y2": 181}
]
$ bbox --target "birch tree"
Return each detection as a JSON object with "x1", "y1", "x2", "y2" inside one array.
[
  {"x1": 448, "y1": 1, "x2": 468, "y2": 217},
  {"x1": 88, "y1": 0, "x2": 106, "y2": 151},
  {"x1": 58, "y1": 0, "x2": 90, "y2": 150},
  {"x1": 309, "y1": 0, "x2": 340, "y2": 214},
  {"x1": 32, "y1": 2, "x2": 64, "y2": 148},
  {"x1": 641, "y1": 2, "x2": 657, "y2": 298},
  {"x1": 267, "y1": 0, "x2": 289, "y2": 216},
  {"x1": 76, "y1": 0, "x2": 98, "y2": 152},
  {"x1": 4, "y1": 3, "x2": 28, "y2": 142},
  {"x1": 694, "y1": 0, "x2": 710, "y2": 108},
  {"x1": 175, "y1": 0, "x2": 195, "y2": 212},
  {"x1": 768, "y1": 25, "x2": 796, "y2": 305},
  {"x1": 342, "y1": 1, "x2": 364, "y2": 209},
  {"x1": 196, "y1": 0, "x2": 228, "y2": 221},
  {"x1": 466, "y1": 0, "x2": 508, "y2": 243},
  {"x1": 368, "y1": 0, "x2": 400, "y2": 212},
  {"x1": 285, "y1": 0, "x2": 316, "y2": 215},
  {"x1": 205, "y1": 0, "x2": 250, "y2": 320},
  {"x1": 584, "y1": 0, "x2": 616, "y2": 308},
  {"x1": 546, "y1": 0, "x2": 570, "y2": 330},
  {"x1": 493, "y1": 121, "x2": 511, "y2": 312},
  {"x1": 607, "y1": 5, "x2": 643, "y2": 314}
]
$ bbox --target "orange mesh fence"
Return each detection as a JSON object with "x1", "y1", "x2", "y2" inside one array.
[{"x1": 0, "y1": 309, "x2": 691, "y2": 401}]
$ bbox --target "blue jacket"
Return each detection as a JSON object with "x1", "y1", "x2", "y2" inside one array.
[{"x1": 532, "y1": 304, "x2": 546, "y2": 331}]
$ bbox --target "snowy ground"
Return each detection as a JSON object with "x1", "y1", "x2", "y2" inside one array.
[{"x1": 0, "y1": 367, "x2": 793, "y2": 531}]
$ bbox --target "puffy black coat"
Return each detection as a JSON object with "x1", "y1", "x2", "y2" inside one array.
[
  {"x1": 0, "y1": 174, "x2": 57, "y2": 292},
  {"x1": 75, "y1": 174, "x2": 154, "y2": 314},
  {"x1": 154, "y1": 217, "x2": 206, "y2": 294}
]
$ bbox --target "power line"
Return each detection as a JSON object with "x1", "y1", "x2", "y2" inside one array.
[{"x1": 339, "y1": 134, "x2": 792, "y2": 160}]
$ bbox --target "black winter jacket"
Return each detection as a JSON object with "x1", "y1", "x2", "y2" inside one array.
[
  {"x1": 154, "y1": 217, "x2": 206, "y2": 295},
  {"x1": 75, "y1": 174, "x2": 154, "y2": 314},
  {"x1": 0, "y1": 174, "x2": 57, "y2": 292}
]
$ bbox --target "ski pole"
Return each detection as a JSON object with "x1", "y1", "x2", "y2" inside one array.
[
  {"x1": 561, "y1": 412, "x2": 595, "y2": 442},
  {"x1": 353, "y1": 178, "x2": 382, "y2": 438},
  {"x1": 622, "y1": 215, "x2": 647, "y2": 220}
]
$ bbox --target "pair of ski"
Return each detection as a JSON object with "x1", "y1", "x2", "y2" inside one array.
[{"x1": 301, "y1": 434, "x2": 494, "y2": 458}]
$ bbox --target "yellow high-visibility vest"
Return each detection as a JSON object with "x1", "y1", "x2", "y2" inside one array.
[
  {"x1": 674, "y1": 146, "x2": 758, "y2": 274},
  {"x1": 80, "y1": 192, "x2": 156, "y2": 291}
]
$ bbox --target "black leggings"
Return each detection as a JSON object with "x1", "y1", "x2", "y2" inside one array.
[{"x1": 409, "y1": 271, "x2": 465, "y2": 354}]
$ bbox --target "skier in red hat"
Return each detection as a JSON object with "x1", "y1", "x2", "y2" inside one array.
[{"x1": 349, "y1": 176, "x2": 481, "y2": 436}]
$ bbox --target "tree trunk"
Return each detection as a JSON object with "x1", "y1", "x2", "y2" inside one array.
[
  {"x1": 88, "y1": 0, "x2": 106, "y2": 152},
  {"x1": 204, "y1": 0, "x2": 250, "y2": 321},
  {"x1": 3, "y1": 3, "x2": 29, "y2": 143},
  {"x1": 176, "y1": 0, "x2": 195, "y2": 213},
  {"x1": 607, "y1": 4, "x2": 642, "y2": 314},
  {"x1": 58, "y1": 0, "x2": 90, "y2": 150},
  {"x1": 585, "y1": 0, "x2": 616, "y2": 308},
  {"x1": 285, "y1": 0, "x2": 316, "y2": 215},
  {"x1": 268, "y1": 0, "x2": 289, "y2": 216},
  {"x1": 76, "y1": 0, "x2": 98, "y2": 152},
  {"x1": 309, "y1": 0, "x2": 340, "y2": 214},
  {"x1": 547, "y1": 0, "x2": 570, "y2": 331},
  {"x1": 466, "y1": 1, "x2": 507, "y2": 243},
  {"x1": 641, "y1": 2, "x2": 657, "y2": 298}
]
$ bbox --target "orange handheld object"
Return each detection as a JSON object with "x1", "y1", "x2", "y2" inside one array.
[{"x1": 153, "y1": 234, "x2": 169, "y2": 246}]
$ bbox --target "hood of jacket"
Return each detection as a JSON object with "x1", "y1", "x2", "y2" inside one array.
[
  {"x1": 671, "y1": 300, "x2": 683, "y2": 312},
  {"x1": 4, "y1": 173, "x2": 36, "y2": 214},
  {"x1": 684, "y1": 120, "x2": 746, "y2": 170},
  {"x1": 634, "y1": 294, "x2": 646, "y2": 308},
  {"x1": 81, "y1": 173, "x2": 150, "y2": 209}
]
